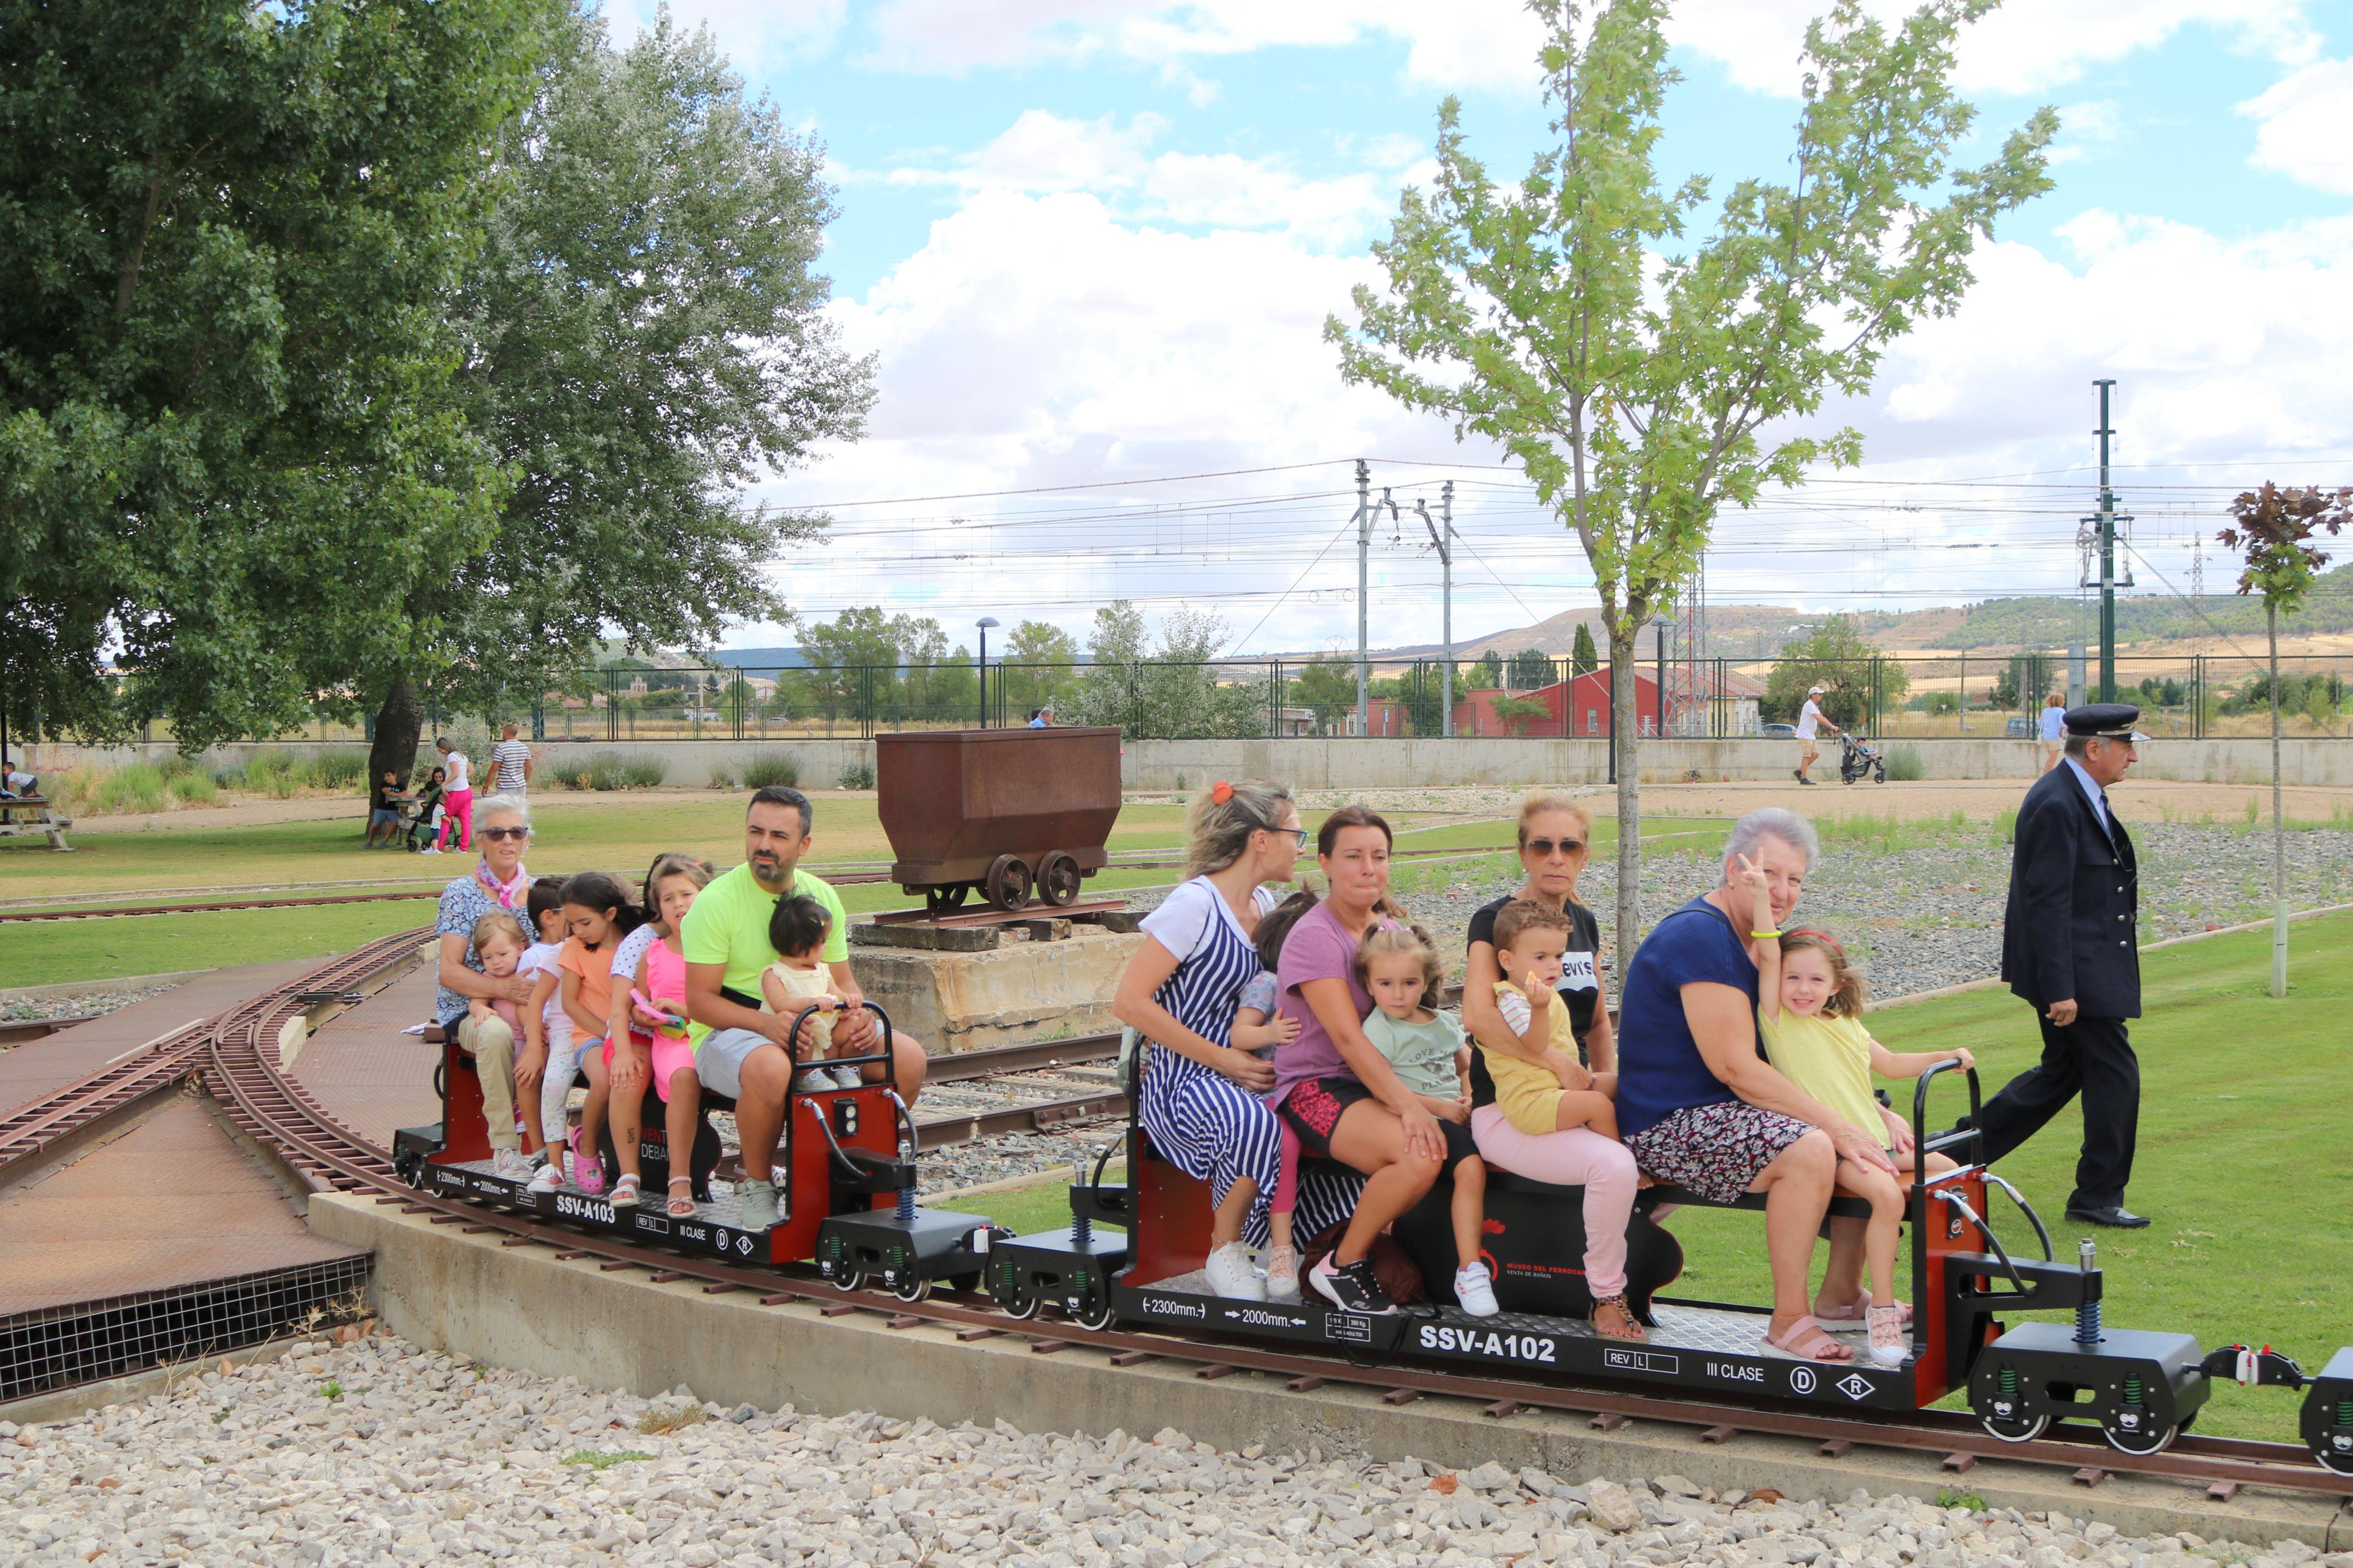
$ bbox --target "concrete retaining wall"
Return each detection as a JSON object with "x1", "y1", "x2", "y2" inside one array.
[
  {"x1": 21, "y1": 734, "x2": 2353, "y2": 790},
  {"x1": 309, "y1": 1194, "x2": 2344, "y2": 1549},
  {"x1": 853, "y1": 929, "x2": 1144, "y2": 1055}
]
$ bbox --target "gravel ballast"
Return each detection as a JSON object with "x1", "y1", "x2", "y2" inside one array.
[{"x1": 4, "y1": 1333, "x2": 2339, "y2": 1568}]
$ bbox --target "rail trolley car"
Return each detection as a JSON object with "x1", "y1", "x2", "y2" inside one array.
[{"x1": 399, "y1": 1015, "x2": 2352, "y2": 1474}]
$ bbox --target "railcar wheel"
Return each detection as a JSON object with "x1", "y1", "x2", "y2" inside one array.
[
  {"x1": 2102, "y1": 1420, "x2": 2177, "y2": 1457},
  {"x1": 950, "y1": 1272, "x2": 985, "y2": 1295},
  {"x1": 926, "y1": 884, "x2": 971, "y2": 915},
  {"x1": 831, "y1": 1268, "x2": 865, "y2": 1293},
  {"x1": 1001, "y1": 1281, "x2": 1042, "y2": 1320},
  {"x1": 985, "y1": 855, "x2": 1034, "y2": 911},
  {"x1": 1981, "y1": 1412, "x2": 2049, "y2": 1444},
  {"x1": 2316, "y1": 1446, "x2": 2353, "y2": 1478},
  {"x1": 1071, "y1": 1293, "x2": 1116, "y2": 1332},
  {"x1": 1038, "y1": 852, "x2": 1083, "y2": 908},
  {"x1": 893, "y1": 1274, "x2": 932, "y2": 1304}
]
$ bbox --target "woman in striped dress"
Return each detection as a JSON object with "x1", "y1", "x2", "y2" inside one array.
[{"x1": 1112, "y1": 780, "x2": 1304, "y2": 1301}]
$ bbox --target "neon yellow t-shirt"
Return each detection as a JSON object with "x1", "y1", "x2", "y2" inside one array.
[
  {"x1": 1756, "y1": 1008, "x2": 1889, "y2": 1149},
  {"x1": 679, "y1": 862, "x2": 849, "y2": 1048}
]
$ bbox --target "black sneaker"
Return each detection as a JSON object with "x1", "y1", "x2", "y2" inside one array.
[{"x1": 1309, "y1": 1256, "x2": 1397, "y2": 1317}]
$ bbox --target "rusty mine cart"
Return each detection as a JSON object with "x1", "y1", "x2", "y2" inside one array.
[{"x1": 877, "y1": 727, "x2": 1123, "y2": 913}]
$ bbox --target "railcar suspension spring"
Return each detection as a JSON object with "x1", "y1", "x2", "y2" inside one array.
[
  {"x1": 2338, "y1": 1398, "x2": 2353, "y2": 1427},
  {"x1": 1070, "y1": 1161, "x2": 1091, "y2": 1247},
  {"x1": 2122, "y1": 1375, "x2": 2145, "y2": 1405},
  {"x1": 2074, "y1": 1238, "x2": 2102, "y2": 1346},
  {"x1": 898, "y1": 1186, "x2": 915, "y2": 1223},
  {"x1": 2000, "y1": 1366, "x2": 2019, "y2": 1397}
]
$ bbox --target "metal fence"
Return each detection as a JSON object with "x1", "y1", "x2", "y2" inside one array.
[{"x1": 83, "y1": 649, "x2": 2353, "y2": 746}]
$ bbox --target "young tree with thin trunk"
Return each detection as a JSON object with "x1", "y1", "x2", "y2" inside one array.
[
  {"x1": 2219, "y1": 483, "x2": 2352, "y2": 998},
  {"x1": 1330, "y1": 0, "x2": 2054, "y2": 959}
]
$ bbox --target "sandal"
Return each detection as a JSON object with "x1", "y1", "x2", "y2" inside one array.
[
  {"x1": 666, "y1": 1177, "x2": 696, "y2": 1219},
  {"x1": 610, "y1": 1173, "x2": 641, "y2": 1209},
  {"x1": 1761, "y1": 1314, "x2": 1855, "y2": 1362},
  {"x1": 1591, "y1": 1293, "x2": 1646, "y2": 1342},
  {"x1": 1817, "y1": 1290, "x2": 1912, "y2": 1327}
]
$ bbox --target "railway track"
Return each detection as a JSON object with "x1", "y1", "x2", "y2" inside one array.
[
  {"x1": 177, "y1": 948, "x2": 2353, "y2": 1503},
  {"x1": 0, "y1": 1012, "x2": 99, "y2": 1046}
]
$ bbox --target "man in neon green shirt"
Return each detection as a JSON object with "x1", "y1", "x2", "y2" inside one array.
[{"x1": 683, "y1": 785, "x2": 930, "y2": 1229}]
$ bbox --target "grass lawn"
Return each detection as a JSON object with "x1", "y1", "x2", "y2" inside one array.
[
  {"x1": 935, "y1": 1169, "x2": 1127, "y2": 1237},
  {"x1": 0, "y1": 799, "x2": 1724, "y2": 986},
  {"x1": 953, "y1": 915, "x2": 2349, "y2": 1445}
]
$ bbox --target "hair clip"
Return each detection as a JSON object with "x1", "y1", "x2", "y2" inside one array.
[{"x1": 1210, "y1": 781, "x2": 1234, "y2": 804}]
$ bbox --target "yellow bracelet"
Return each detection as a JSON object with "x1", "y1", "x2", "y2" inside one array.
[{"x1": 1749, "y1": 929, "x2": 1780, "y2": 939}]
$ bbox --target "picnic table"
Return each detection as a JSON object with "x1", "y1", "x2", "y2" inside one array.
[{"x1": 0, "y1": 794, "x2": 73, "y2": 851}]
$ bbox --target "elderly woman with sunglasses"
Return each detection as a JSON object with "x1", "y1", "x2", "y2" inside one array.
[
  {"x1": 1459, "y1": 789, "x2": 1644, "y2": 1341},
  {"x1": 430, "y1": 794, "x2": 544, "y2": 1181}
]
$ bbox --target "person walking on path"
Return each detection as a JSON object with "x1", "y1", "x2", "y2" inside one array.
[
  {"x1": 1973, "y1": 703, "x2": 2149, "y2": 1229},
  {"x1": 2038, "y1": 692, "x2": 2065, "y2": 774},
  {"x1": 432, "y1": 736, "x2": 474, "y2": 854},
  {"x1": 1795, "y1": 685, "x2": 1840, "y2": 785},
  {"x1": 490, "y1": 723, "x2": 535, "y2": 794}
]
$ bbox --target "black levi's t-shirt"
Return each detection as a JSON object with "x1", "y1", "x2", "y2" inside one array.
[{"x1": 1464, "y1": 895, "x2": 1603, "y2": 1108}]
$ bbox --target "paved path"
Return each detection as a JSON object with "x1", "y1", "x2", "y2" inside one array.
[{"x1": 292, "y1": 962, "x2": 442, "y2": 1147}]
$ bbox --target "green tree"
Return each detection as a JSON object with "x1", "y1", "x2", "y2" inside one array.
[
  {"x1": 1291, "y1": 654, "x2": 1358, "y2": 735},
  {"x1": 1766, "y1": 616, "x2": 1910, "y2": 730},
  {"x1": 1330, "y1": 0, "x2": 2053, "y2": 954},
  {"x1": 1570, "y1": 623, "x2": 1600, "y2": 677},
  {"x1": 1064, "y1": 603, "x2": 1262, "y2": 738},
  {"x1": 1466, "y1": 650, "x2": 1504, "y2": 690},
  {"x1": 363, "y1": 8, "x2": 874, "y2": 781},
  {"x1": 1988, "y1": 652, "x2": 2055, "y2": 713},
  {"x1": 2220, "y1": 482, "x2": 2352, "y2": 996},
  {"x1": 1507, "y1": 648, "x2": 1556, "y2": 689},
  {"x1": 1000, "y1": 620, "x2": 1080, "y2": 717},
  {"x1": 0, "y1": 0, "x2": 549, "y2": 749}
]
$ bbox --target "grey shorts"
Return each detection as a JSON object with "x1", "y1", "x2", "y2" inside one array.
[{"x1": 692, "y1": 1027, "x2": 776, "y2": 1100}]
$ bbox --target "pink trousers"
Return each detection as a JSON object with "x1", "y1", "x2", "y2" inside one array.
[
  {"x1": 1470, "y1": 1104, "x2": 1635, "y2": 1297},
  {"x1": 436, "y1": 788, "x2": 474, "y2": 851}
]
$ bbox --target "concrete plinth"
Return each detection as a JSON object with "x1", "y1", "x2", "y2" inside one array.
[
  {"x1": 849, "y1": 926, "x2": 1142, "y2": 1055},
  {"x1": 308, "y1": 1194, "x2": 2348, "y2": 1551}
]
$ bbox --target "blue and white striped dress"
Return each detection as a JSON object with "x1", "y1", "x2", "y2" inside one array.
[{"x1": 1136, "y1": 880, "x2": 1285, "y2": 1214}]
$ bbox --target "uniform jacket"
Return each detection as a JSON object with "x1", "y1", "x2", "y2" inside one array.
[{"x1": 2001, "y1": 762, "x2": 2139, "y2": 1018}]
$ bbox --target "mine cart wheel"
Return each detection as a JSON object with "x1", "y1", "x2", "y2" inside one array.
[
  {"x1": 893, "y1": 1274, "x2": 933, "y2": 1304},
  {"x1": 1039, "y1": 852, "x2": 1083, "y2": 908},
  {"x1": 2101, "y1": 1418, "x2": 2177, "y2": 1457},
  {"x1": 985, "y1": 855, "x2": 1034, "y2": 911},
  {"x1": 925, "y1": 884, "x2": 971, "y2": 916},
  {"x1": 1980, "y1": 1411, "x2": 2049, "y2": 1444},
  {"x1": 1071, "y1": 1291, "x2": 1117, "y2": 1332}
]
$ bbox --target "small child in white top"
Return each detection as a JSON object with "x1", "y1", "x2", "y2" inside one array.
[
  {"x1": 760, "y1": 893, "x2": 858, "y2": 1091},
  {"x1": 516, "y1": 879, "x2": 573, "y2": 1174}
]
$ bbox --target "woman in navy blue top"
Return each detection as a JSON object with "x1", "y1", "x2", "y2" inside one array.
[{"x1": 1615, "y1": 809, "x2": 1899, "y2": 1364}]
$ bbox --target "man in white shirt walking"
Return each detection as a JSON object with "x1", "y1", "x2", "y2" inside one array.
[
  {"x1": 489, "y1": 723, "x2": 535, "y2": 794},
  {"x1": 1795, "y1": 684, "x2": 1840, "y2": 786}
]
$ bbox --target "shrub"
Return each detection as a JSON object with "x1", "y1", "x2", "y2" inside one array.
[
  {"x1": 243, "y1": 748, "x2": 301, "y2": 798},
  {"x1": 168, "y1": 770, "x2": 218, "y2": 805},
  {"x1": 310, "y1": 750, "x2": 367, "y2": 791},
  {"x1": 1886, "y1": 744, "x2": 1924, "y2": 782},
  {"x1": 706, "y1": 761, "x2": 739, "y2": 790},
  {"x1": 743, "y1": 753, "x2": 799, "y2": 790},
  {"x1": 621, "y1": 757, "x2": 667, "y2": 788},
  {"x1": 839, "y1": 760, "x2": 875, "y2": 791}
]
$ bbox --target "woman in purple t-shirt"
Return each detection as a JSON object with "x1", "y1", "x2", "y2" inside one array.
[{"x1": 1272, "y1": 808, "x2": 1496, "y2": 1318}]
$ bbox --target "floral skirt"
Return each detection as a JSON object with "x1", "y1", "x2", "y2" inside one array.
[{"x1": 1622, "y1": 1100, "x2": 1811, "y2": 1204}]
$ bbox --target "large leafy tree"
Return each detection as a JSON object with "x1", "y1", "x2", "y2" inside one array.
[
  {"x1": 363, "y1": 7, "x2": 874, "y2": 780},
  {"x1": 0, "y1": 0, "x2": 550, "y2": 749},
  {"x1": 1332, "y1": 0, "x2": 2054, "y2": 954},
  {"x1": 2220, "y1": 482, "x2": 2352, "y2": 997},
  {"x1": 1765, "y1": 615, "x2": 1909, "y2": 728}
]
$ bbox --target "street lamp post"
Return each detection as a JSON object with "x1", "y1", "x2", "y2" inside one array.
[
  {"x1": 1651, "y1": 615, "x2": 1672, "y2": 739},
  {"x1": 976, "y1": 617, "x2": 999, "y2": 728}
]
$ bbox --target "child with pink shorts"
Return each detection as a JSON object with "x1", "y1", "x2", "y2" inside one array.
[{"x1": 618, "y1": 858, "x2": 715, "y2": 1218}]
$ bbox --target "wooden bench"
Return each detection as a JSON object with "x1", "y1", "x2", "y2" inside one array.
[{"x1": 0, "y1": 794, "x2": 72, "y2": 852}]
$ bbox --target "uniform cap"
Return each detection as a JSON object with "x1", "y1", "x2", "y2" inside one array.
[{"x1": 2062, "y1": 703, "x2": 2148, "y2": 742}]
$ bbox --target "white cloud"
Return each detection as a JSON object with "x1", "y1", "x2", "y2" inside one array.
[
  {"x1": 1669, "y1": 0, "x2": 2320, "y2": 97},
  {"x1": 856, "y1": 109, "x2": 1427, "y2": 248},
  {"x1": 2238, "y1": 58, "x2": 2353, "y2": 194},
  {"x1": 604, "y1": 0, "x2": 848, "y2": 69}
]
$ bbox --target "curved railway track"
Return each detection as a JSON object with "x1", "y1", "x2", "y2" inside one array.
[{"x1": 12, "y1": 942, "x2": 2349, "y2": 1506}]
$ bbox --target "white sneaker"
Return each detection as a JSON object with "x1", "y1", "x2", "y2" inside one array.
[
  {"x1": 1264, "y1": 1243, "x2": 1300, "y2": 1300},
  {"x1": 1454, "y1": 1261, "x2": 1500, "y2": 1318},
  {"x1": 827, "y1": 1063, "x2": 864, "y2": 1089},
  {"x1": 420, "y1": 847, "x2": 443, "y2": 856},
  {"x1": 794, "y1": 1067, "x2": 831, "y2": 1093},
  {"x1": 491, "y1": 1147, "x2": 534, "y2": 1183},
  {"x1": 1204, "y1": 1242, "x2": 1267, "y2": 1302},
  {"x1": 527, "y1": 1158, "x2": 564, "y2": 1194}
]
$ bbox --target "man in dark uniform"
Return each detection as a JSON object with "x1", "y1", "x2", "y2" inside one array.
[{"x1": 1979, "y1": 703, "x2": 2150, "y2": 1228}]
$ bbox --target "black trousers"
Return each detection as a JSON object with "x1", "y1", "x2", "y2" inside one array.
[{"x1": 1977, "y1": 1011, "x2": 2138, "y2": 1211}]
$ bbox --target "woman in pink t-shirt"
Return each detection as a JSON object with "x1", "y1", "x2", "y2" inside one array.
[{"x1": 1272, "y1": 808, "x2": 1495, "y2": 1318}]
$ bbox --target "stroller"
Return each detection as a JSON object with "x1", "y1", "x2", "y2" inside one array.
[{"x1": 1839, "y1": 732, "x2": 1887, "y2": 784}]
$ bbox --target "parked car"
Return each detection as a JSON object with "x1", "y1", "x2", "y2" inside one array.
[
  {"x1": 686, "y1": 709, "x2": 722, "y2": 723},
  {"x1": 1759, "y1": 721, "x2": 1797, "y2": 739},
  {"x1": 2004, "y1": 716, "x2": 2032, "y2": 737}
]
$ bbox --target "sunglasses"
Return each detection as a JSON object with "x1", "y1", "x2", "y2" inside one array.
[
  {"x1": 1525, "y1": 837, "x2": 1585, "y2": 858},
  {"x1": 480, "y1": 826, "x2": 530, "y2": 842}
]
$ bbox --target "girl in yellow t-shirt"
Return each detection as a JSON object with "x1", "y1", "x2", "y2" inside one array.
[{"x1": 1753, "y1": 923, "x2": 1973, "y2": 1367}]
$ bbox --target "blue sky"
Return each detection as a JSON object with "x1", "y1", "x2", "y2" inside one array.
[{"x1": 608, "y1": 1, "x2": 2353, "y2": 656}]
